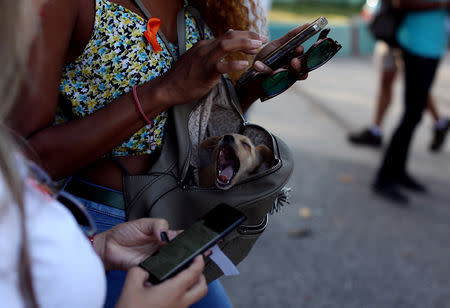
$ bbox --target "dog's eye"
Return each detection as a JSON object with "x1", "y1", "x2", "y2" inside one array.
[{"x1": 241, "y1": 141, "x2": 251, "y2": 150}]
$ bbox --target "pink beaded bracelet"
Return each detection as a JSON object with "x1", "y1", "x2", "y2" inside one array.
[{"x1": 132, "y1": 85, "x2": 153, "y2": 126}]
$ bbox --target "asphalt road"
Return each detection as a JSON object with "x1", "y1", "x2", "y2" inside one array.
[{"x1": 221, "y1": 54, "x2": 450, "y2": 308}]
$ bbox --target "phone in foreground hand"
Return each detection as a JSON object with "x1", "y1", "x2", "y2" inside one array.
[
  {"x1": 236, "y1": 16, "x2": 328, "y2": 88},
  {"x1": 140, "y1": 204, "x2": 246, "y2": 284}
]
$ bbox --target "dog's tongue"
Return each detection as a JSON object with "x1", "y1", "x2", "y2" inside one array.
[{"x1": 218, "y1": 165, "x2": 234, "y2": 183}]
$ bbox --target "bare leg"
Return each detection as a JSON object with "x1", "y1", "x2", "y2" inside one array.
[
  {"x1": 374, "y1": 68, "x2": 397, "y2": 127},
  {"x1": 426, "y1": 95, "x2": 439, "y2": 122},
  {"x1": 348, "y1": 43, "x2": 398, "y2": 147},
  {"x1": 348, "y1": 67, "x2": 396, "y2": 147},
  {"x1": 428, "y1": 95, "x2": 450, "y2": 152}
]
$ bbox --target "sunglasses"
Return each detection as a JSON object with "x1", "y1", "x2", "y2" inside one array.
[
  {"x1": 260, "y1": 29, "x2": 342, "y2": 101},
  {"x1": 27, "y1": 162, "x2": 97, "y2": 237}
]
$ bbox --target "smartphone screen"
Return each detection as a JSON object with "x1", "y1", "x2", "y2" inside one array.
[{"x1": 140, "y1": 204, "x2": 246, "y2": 283}]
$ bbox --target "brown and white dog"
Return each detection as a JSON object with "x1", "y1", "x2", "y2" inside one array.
[{"x1": 199, "y1": 133, "x2": 273, "y2": 190}]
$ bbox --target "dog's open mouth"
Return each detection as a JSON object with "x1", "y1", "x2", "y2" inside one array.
[{"x1": 216, "y1": 143, "x2": 240, "y2": 188}]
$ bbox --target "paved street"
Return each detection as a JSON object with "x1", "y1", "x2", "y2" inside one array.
[{"x1": 221, "y1": 54, "x2": 450, "y2": 308}]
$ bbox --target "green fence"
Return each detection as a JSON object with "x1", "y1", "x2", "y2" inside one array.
[{"x1": 268, "y1": 18, "x2": 376, "y2": 57}]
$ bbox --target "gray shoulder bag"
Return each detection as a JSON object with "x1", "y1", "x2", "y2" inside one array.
[{"x1": 125, "y1": 1, "x2": 294, "y2": 282}]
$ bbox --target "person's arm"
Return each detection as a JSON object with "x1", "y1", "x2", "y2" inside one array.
[
  {"x1": 8, "y1": 0, "x2": 179, "y2": 180},
  {"x1": 8, "y1": 0, "x2": 267, "y2": 180},
  {"x1": 393, "y1": 0, "x2": 450, "y2": 10},
  {"x1": 93, "y1": 218, "x2": 208, "y2": 308}
]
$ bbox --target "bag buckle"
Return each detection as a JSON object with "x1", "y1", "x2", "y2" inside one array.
[{"x1": 237, "y1": 214, "x2": 268, "y2": 235}]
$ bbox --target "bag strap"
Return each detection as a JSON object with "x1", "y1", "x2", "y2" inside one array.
[
  {"x1": 133, "y1": 0, "x2": 151, "y2": 19},
  {"x1": 177, "y1": 6, "x2": 205, "y2": 56},
  {"x1": 176, "y1": 8, "x2": 187, "y2": 56},
  {"x1": 186, "y1": 6, "x2": 205, "y2": 41}
]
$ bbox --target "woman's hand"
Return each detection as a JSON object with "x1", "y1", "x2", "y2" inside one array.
[
  {"x1": 116, "y1": 255, "x2": 207, "y2": 308},
  {"x1": 146, "y1": 29, "x2": 269, "y2": 109},
  {"x1": 93, "y1": 218, "x2": 179, "y2": 272},
  {"x1": 236, "y1": 25, "x2": 310, "y2": 110},
  {"x1": 253, "y1": 24, "x2": 310, "y2": 79}
]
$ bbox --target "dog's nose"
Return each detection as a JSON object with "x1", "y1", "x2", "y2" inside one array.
[{"x1": 222, "y1": 135, "x2": 234, "y2": 144}]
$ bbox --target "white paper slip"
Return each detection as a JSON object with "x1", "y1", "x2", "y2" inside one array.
[{"x1": 209, "y1": 244, "x2": 240, "y2": 276}]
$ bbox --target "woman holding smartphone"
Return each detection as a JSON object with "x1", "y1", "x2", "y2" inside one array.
[
  {"x1": 0, "y1": 1, "x2": 208, "y2": 307},
  {"x1": 8, "y1": 0, "x2": 309, "y2": 307},
  {"x1": 373, "y1": 0, "x2": 450, "y2": 203}
]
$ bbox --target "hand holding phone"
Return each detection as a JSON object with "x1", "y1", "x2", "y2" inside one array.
[
  {"x1": 236, "y1": 16, "x2": 328, "y2": 88},
  {"x1": 117, "y1": 257, "x2": 207, "y2": 308},
  {"x1": 236, "y1": 17, "x2": 341, "y2": 101},
  {"x1": 140, "y1": 204, "x2": 246, "y2": 284}
]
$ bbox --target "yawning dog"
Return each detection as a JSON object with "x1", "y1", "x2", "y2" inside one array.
[{"x1": 199, "y1": 133, "x2": 274, "y2": 189}]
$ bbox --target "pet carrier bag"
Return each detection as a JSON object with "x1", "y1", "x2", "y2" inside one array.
[{"x1": 123, "y1": 3, "x2": 294, "y2": 282}]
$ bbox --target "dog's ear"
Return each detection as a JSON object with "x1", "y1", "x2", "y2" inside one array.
[
  {"x1": 199, "y1": 136, "x2": 220, "y2": 150},
  {"x1": 255, "y1": 144, "x2": 274, "y2": 165}
]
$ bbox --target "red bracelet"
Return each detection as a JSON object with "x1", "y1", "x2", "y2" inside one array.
[{"x1": 132, "y1": 86, "x2": 153, "y2": 126}]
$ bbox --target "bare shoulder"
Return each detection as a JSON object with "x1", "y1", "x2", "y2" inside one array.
[
  {"x1": 36, "y1": 0, "x2": 96, "y2": 66},
  {"x1": 42, "y1": 0, "x2": 79, "y2": 21},
  {"x1": 39, "y1": 0, "x2": 80, "y2": 48},
  {"x1": 8, "y1": 0, "x2": 94, "y2": 136}
]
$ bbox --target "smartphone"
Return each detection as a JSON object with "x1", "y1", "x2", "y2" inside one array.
[
  {"x1": 140, "y1": 204, "x2": 246, "y2": 284},
  {"x1": 236, "y1": 16, "x2": 328, "y2": 87}
]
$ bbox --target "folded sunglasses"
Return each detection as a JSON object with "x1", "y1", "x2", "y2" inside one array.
[{"x1": 260, "y1": 29, "x2": 342, "y2": 101}]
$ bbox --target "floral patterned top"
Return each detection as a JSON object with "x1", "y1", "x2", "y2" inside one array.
[{"x1": 58, "y1": 0, "x2": 213, "y2": 156}]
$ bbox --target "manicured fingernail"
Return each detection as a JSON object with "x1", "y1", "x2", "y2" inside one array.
[
  {"x1": 259, "y1": 34, "x2": 269, "y2": 42},
  {"x1": 254, "y1": 61, "x2": 265, "y2": 71},
  {"x1": 160, "y1": 231, "x2": 169, "y2": 243},
  {"x1": 250, "y1": 39, "x2": 262, "y2": 48},
  {"x1": 237, "y1": 60, "x2": 249, "y2": 67}
]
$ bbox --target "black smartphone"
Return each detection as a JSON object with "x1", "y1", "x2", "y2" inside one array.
[
  {"x1": 140, "y1": 204, "x2": 246, "y2": 284},
  {"x1": 236, "y1": 16, "x2": 328, "y2": 87}
]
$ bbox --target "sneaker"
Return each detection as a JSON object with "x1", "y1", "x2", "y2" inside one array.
[
  {"x1": 348, "y1": 128, "x2": 382, "y2": 147},
  {"x1": 372, "y1": 181, "x2": 409, "y2": 205},
  {"x1": 430, "y1": 119, "x2": 450, "y2": 152}
]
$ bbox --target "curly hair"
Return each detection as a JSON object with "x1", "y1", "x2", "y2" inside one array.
[
  {"x1": 190, "y1": 0, "x2": 267, "y2": 80},
  {"x1": 190, "y1": 0, "x2": 266, "y2": 36}
]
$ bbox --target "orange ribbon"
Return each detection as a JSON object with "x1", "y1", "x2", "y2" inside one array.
[{"x1": 144, "y1": 17, "x2": 162, "y2": 53}]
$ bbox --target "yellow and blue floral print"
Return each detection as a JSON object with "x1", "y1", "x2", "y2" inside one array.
[{"x1": 58, "y1": 0, "x2": 213, "y2": 156}]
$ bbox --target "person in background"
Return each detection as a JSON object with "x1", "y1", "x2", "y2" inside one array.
[
  {"x1": 373, "y1": 0, "x2": 450, "y2": 204},
  {"x1": 349, "y1": 0, "x2": 449, "y2": 152},
  {"x1": 0, "y1": 0, "x2": 208, "y2": 307},
  {"x1": 349, "y1": 42, "x2": 449, "y2": 151},
  {"x1": 8, "y1": 0, "x2": 309, "y2": 307}
]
